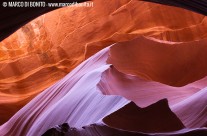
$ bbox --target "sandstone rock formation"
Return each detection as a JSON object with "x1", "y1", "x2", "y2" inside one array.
[
  {"x1": 0, "y1": 0, "x2": 207, "y2": 136},
  {"x1": 1, "y1": 37, "x2": 207, "y2": 136},
  {"x1": 1, "y1": 0, "x2": 207, "y2": 124}
]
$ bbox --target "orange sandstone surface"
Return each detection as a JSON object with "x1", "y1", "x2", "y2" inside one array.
[{"x1": 0, "y1": 0, "x2": 206, "y2": 124}]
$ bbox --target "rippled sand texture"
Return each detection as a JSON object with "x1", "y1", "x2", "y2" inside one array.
[{"x1": 0, "y1": 0, "x2": 207, "y2": 126}]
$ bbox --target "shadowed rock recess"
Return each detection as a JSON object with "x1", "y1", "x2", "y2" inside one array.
[{"x1": 0, "y1": 0, "x2": 207, "y2": 136}]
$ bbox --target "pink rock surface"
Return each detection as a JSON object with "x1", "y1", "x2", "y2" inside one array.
[
  {"x1": 0, "y1": 38, "x2": 206, "y2": 135},
  {"x1": 0, "y1": 46, "x2": 129, "y2": 136},
  {"x1": 172, "y1": 87, "x2": 207, "y2": 128},
  {"x1": 0, "y1": 0, "x2": 207, "y2": 135},
  {"x1": 1, "y1": 0, "x2": 207, "y2": 124}
]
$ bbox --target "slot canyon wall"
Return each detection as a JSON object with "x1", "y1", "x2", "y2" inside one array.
[{"x1": 0, "y1": 0, "x2": 207, "y2": 135}]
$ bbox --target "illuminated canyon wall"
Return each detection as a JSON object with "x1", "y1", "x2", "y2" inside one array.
[{"x1": 0, "y1": 0, "x2": 206, "y2": 135}]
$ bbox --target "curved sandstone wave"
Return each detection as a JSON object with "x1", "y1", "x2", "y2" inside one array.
[
  {"x1": 0, "y1": 42, "x2": 206, "y2": 135},
  {"x1": 1, "y1": 0, "x2": 207, "y2": 124},
  {"x1": 0, "y1": 47, "x2": 129, "y2": 136},
  {"x1": 172, "y1": 87, "x2": 207, "y2": 128},
  {"x1": 108, "y1": 36, "x2": 207, "y2": 87}
]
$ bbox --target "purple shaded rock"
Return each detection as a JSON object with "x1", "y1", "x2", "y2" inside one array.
[
  {"x1": 103, "y1": 99, "x2": 185, "y2": 133},
  {"x1": 42, "y1": 123, "x2": 207, "y2": 136}
]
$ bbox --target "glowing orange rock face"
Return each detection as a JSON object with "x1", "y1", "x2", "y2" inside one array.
[
  {"x1": 108, "y1": 37, "x2": 207, "y2": 87},
  {"x1": 0, "y1": 0, "x2": 206, "y2": 124}
]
